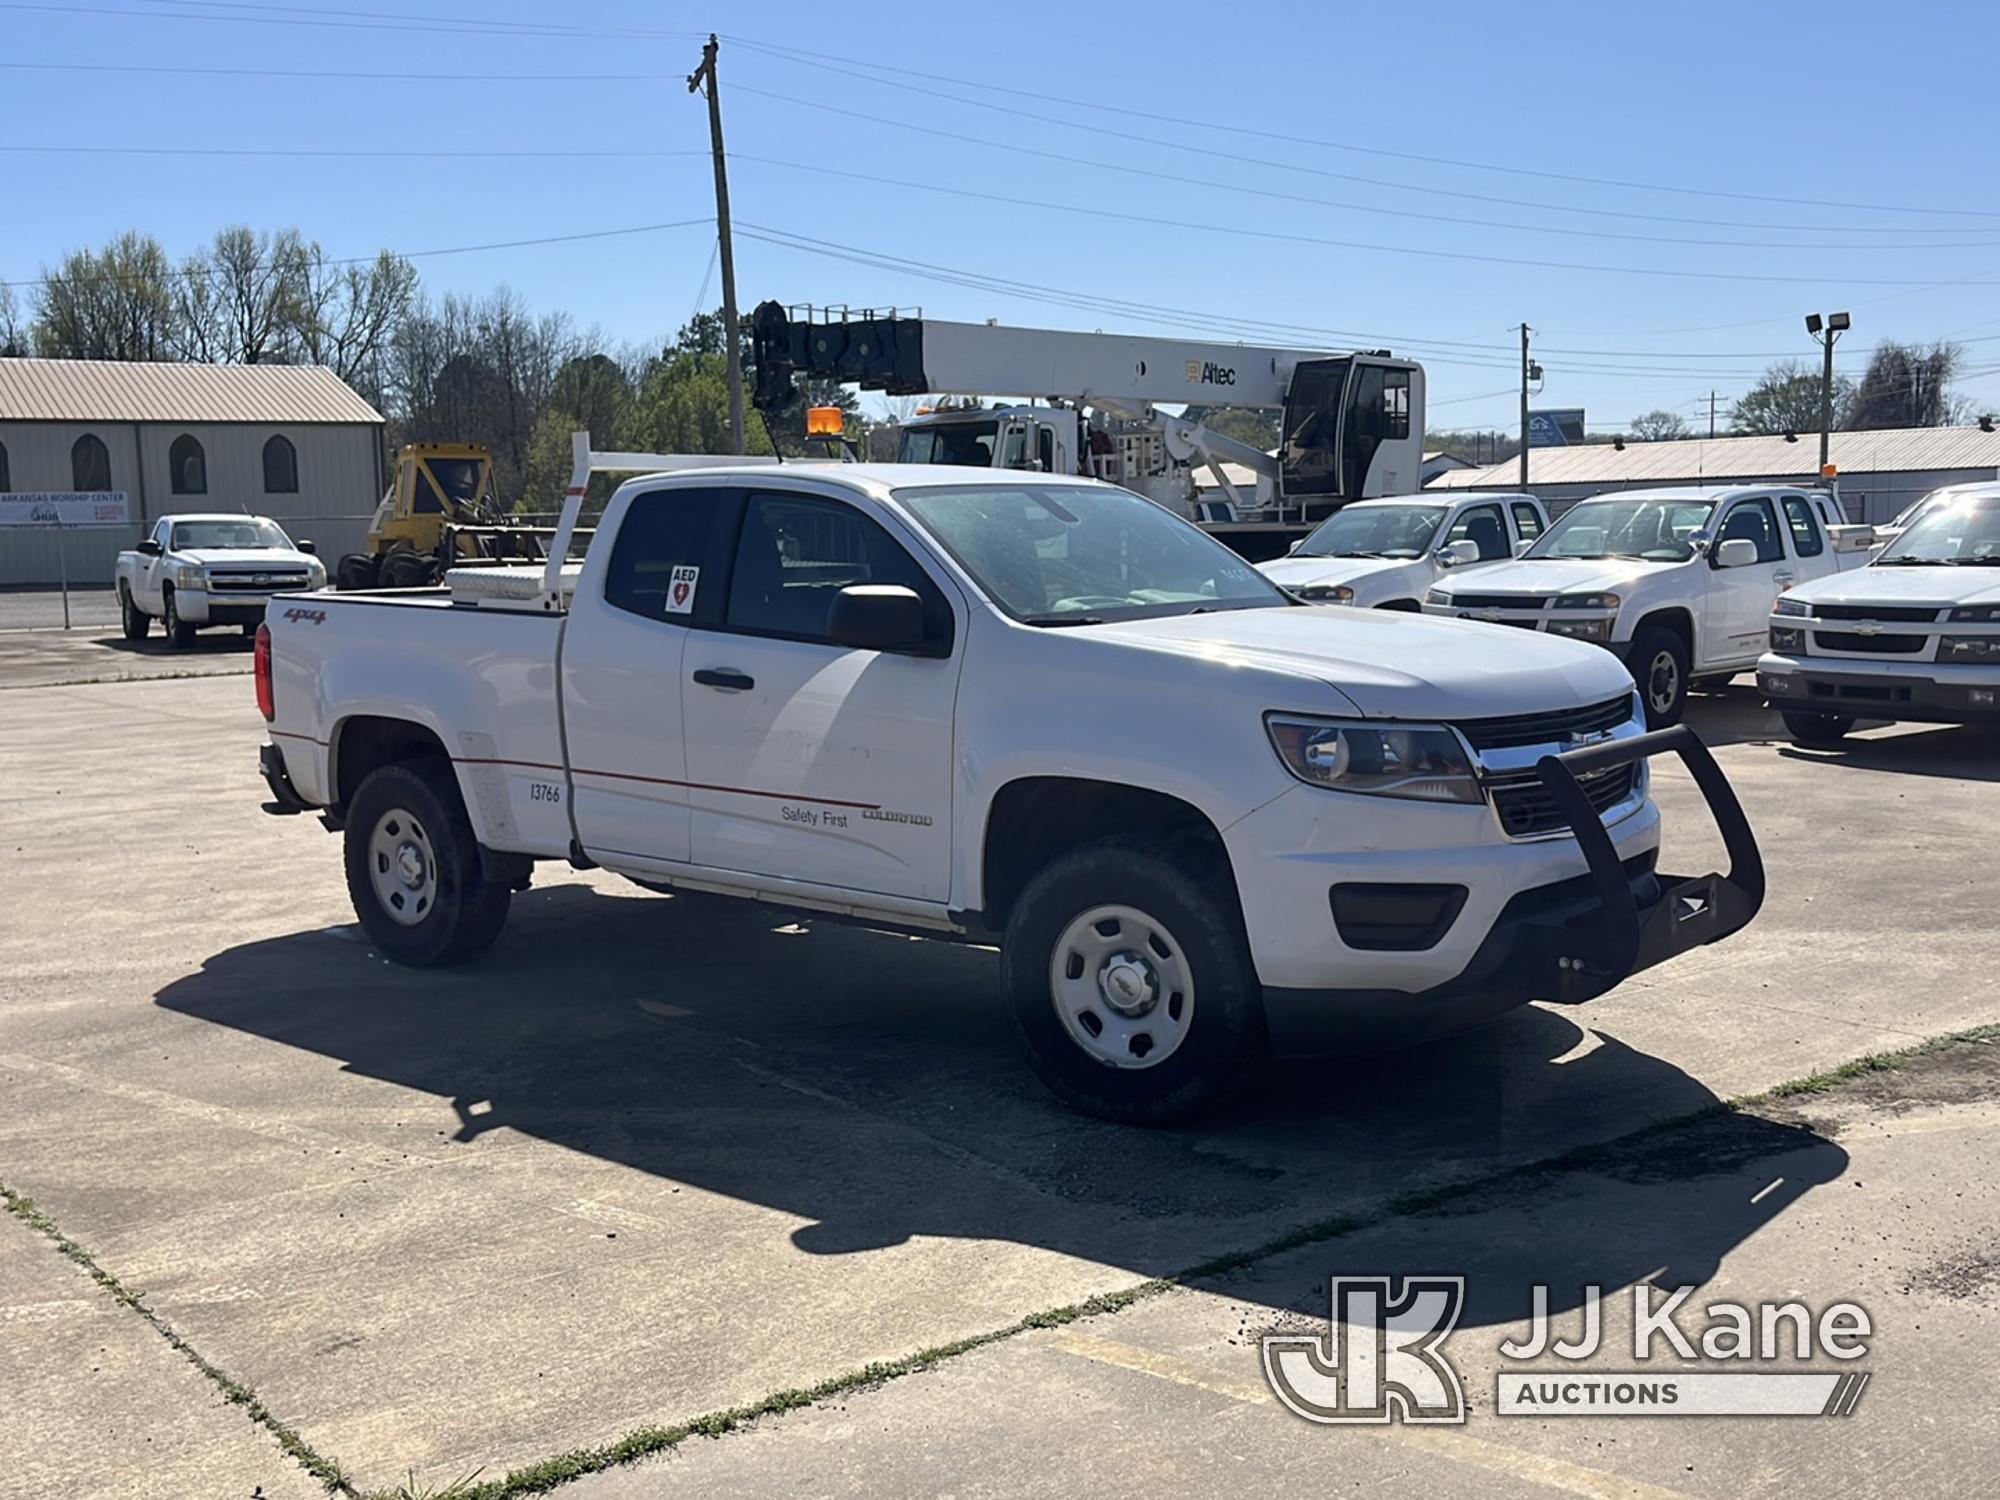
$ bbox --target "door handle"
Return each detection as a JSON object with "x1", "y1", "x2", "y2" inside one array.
[{"x1": 692, "y1": 668, "x2": 755, "y2": 692}]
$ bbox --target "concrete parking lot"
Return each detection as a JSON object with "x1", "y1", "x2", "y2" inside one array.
[{"x1": 2, "y1": 633, "x2": 1996, "y2": 1498}]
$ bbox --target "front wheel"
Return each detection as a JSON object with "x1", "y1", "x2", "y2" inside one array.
[
  {"x1": 118, "y1": 584, "x2": 150, "y2": 641},
  {"x1": 162, "y1": 587, "x2": 197, "y2": 649},
  {"x1": 343, "y1": 761, "x2": 511, "y2": 966},
  {"x1": 1782, "y1": 710, "x2": 1854, "y2": 746},
  {"x1": 1629, "y1": 625, "x2": 1689, "y2": 728},
  {"x1": 1001, "y1": 836, "x2": 1265, "y2": 1124}
]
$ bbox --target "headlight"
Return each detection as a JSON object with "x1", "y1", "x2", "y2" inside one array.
[
  {"x1": 1553, "y1": 592, "x2": 1620, "y2": 610},
  {"x1": 307, "y1": 560, "x2": 327, "y2": 587},
  {"x1": 1424, "y1": 588, "x2": 1451, "y2": 606},
  {"x1": 1296, "y1": 584, "x2": 1355, "y2": 604},
  {"x1": 1547, "y1": 617, "x2": 1613, "y2": 643},
  {"x1": 1265, "y1": 715, "x2": 1482, "y2": 804},
  {"x1": 1773, "y1": 596, "x2": 1814, "y2": 618},
  {"x1": 171, "y1": 562, "x2": 204, "y2": 588},
  {"x1": 1941, "y1": 637, "x2": 2000, "y2": 661},
  {"x1": 1769, "y1": 625, "x2": 1807, "y2": 653},
  {"x1": 1948, "y1": 605, "x2": 2000, "y2": 623}
]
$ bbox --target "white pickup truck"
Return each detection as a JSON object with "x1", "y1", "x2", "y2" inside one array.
[
  {"x1": 1256, "y1": 492, "x2": 1550, "y2": 609},
  {"x1": 1759, "y1": 482, "x2": 2000, "y2": 743},
  {"x1": 117, "y1": 513, "x2": 326, "y2": 647},
  {"x1": 255, "y1": 454, "x2": 1763, "y2": 1122},
  {"x1": 1422, "y1": 485, "x2": 1873, "y2": 727}
]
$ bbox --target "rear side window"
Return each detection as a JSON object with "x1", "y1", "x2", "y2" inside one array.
[
  {"x1": 1781, "y1": 496, "x2": 1824, "y2": 556},
  {"x1": 726, "y1": 492, "x2": 948, "y2": 644},
  {"x1": 604, "y1": 486, "x2": 727, "y2": 622},
  {"x1": 1511, "y1": 502, "x2": 1543, "y2": 541}
]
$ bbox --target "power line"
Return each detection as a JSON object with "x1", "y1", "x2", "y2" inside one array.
[
  {"x1": 728, "y1": 34, "x2": 2000, "y2": 229},
  {"x1": 727, "y1": 80, "x2": 2000, "y2": 257},
  {"x1": 1, "y1": 0, "x2": 703, "y2": 41},
  {"x1": 0, "y1": 144, "x2": 708, "y2": 160},
  {"x1": 0, "y1": 59, "x2": 681, "y2": 81},
  {"x1": 728, "y1": 155, "x2": 2000, "y2": 291}
]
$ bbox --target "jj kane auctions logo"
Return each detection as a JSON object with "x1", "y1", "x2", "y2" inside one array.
[{"x1": 1264, "y1": 1278, "x2": 1872, "y2": 1423}]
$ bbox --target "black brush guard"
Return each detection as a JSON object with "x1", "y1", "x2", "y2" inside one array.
[{"x1": 1532, "y1": 725, "x2": 1764, "y2": 1004}]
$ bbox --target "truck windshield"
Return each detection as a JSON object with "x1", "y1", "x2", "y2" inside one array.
[
  {"x1": 898, "y1": 421, "x2": 999, "y2": 467},
  {"x1": 170, "y1": 518, "x2": 295, "y2": 550},
  {"x1": 1875, "y1": 495, "x2": 2000, "y2": 564},
  {"x1": 896, "y1": 483, "x2": 1289, "y2": 624},
  {"x1": 1294, "y1": 504, "x2": 1446, "y2": 559},
  {"x1": 1525, "y1": 499, "x2": 1715, "y2": 563}
]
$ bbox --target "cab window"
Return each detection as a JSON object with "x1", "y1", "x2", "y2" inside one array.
[
  {"x1": 1780, "y1": 496, "x2": 1824, "y2": 557},
  {"x1": 1715, "y1": 498, "x2": 1785, "y2": 564},
  {"x1": 726, "y1": 492, "x2": 950, "y2": 646},
  {"x1": 603, "y1": 486, "x2": 729, "y2": 623},
  {"x1": 1511, "y1": 502, "x2": 1543, "y2": 541},
  {"x1": 1445, "y1": 503, "x2": 1510, "y2": 560}
]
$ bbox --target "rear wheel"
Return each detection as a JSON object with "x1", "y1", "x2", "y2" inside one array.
[
  {"x1": 380, "y1": 550, "x2": 438, "y2": 588},
  {"x1": 118, "y1": 584, "x2": 150, "y2": 641},
  {"x1": 335, "y1": 553, "x2": 380, "y2": 590},
  {"x1": 1782, "y1": 710, "x2": 1854, "y2": 746},
  {"x1": 1629, "y1": 625, "x2": 1689, "y2": 728},
  {"x1": 162, "y1": 587, "x2": 197, "y2": 649},
  {"x1": 343, "y1": 760, "x2": 511, "y2": 966},
  {"x1": 1002, "y1": 836, "x2": 1264, "y2": 1124}
]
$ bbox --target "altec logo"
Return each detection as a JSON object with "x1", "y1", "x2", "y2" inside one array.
[{"x1": 1185, "y1": 358, "x2": 1237, "y2": 387}]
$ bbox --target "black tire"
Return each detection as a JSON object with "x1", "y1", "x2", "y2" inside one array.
[
  {"x1": 1001, "y1": 835, "x2": 1265, "y2": 1125},
  {"x1": 118, "y1": 583, "x2": 150, "y2": 641},
  {"x1": 162, "y1": 587, "x2": 197, "y2": 649},
  {"x1": 343, "y1": 760, "x2": 511, "y2": 966},
  {"x1": 1782, "y1": 710, "x2": 1854, "y2": 746},
  {"x1": 1628, "y1": 624, "x2": 1689, "y2": 728},
  {"x1": 381, "y1": 551, "x2": 438, "y2": 588},
  {"x1": 335, "y1": 553, "x2": 380, "y2": 590}
]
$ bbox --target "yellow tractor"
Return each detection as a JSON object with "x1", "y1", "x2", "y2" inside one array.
[{"x1": 335, "y1": 443, "x2": 566, "y2": 589}]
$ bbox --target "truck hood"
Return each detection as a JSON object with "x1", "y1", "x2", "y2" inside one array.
[
  {"x1": 1081, "y1": 606, "x2": 1634, "y2": 720},
  {"x1": 1257, "y1": 554, "x2": 1421, "y2": 591},
  {"x1": 178, "y1": 548, "x2": 315, "y2": 568},
  {"x1": 1786, "y1": 564, "x2": 2000, "y2": 609},
  {"x1": 1433, "y1": 556, "x2": 1678, "y2": 597}
]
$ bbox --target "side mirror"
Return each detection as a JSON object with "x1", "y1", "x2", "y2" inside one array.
[
  {"x1": 296, "y1": 539, "x2": 317, "y2": 555},
  {"x1": 1513, "y1": 538, "x2": 1534, "y2": 558},
  {"x1": 1438, "y1": 539, "x2": 1480, "y2": 567},
  {"x1": 1287, "y1": 540, "x2": 1303, "y2": 555},
  {"x1": 137, "y1": 539, "x2": 163, "y2": 557},
  {"x1": 1715, "y1": 538, "x2": 1760, "y2": 569},
  {"x1": 827, "y1": 584, "x2": 929, "y2": 652}
]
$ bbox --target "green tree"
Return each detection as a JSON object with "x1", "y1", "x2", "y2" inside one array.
[
  {"x1": 33, "y1": 231, "x2": 177, "y2": 360},
  {"x1": 1847, "y1": 340, "x2": 1960, "y2": 430},
  {"x1": 1731, "y1": 360, "x2": 1852, "y2": 435}
]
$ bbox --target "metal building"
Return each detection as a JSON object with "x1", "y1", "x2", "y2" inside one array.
[
  {"x1": 1427, "y1": 425, "x2": 2000, "y2": 524},
  {"x1": 0, "y1": 359, "x2": 385, "y2": 585}
]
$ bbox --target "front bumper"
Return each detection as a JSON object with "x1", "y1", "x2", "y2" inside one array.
[
  {"x1": 1258, "y1": 726, "x2": 1763, "y2": 1054},
  {"x1": 176, "y1": 586, "x2": 315, "y2": 624},
  {"x1": 1758, "y1": 652, "x2": 2000, "y2": 725}
]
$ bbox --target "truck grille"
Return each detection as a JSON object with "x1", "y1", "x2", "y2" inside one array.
[
  {"x1": 1812, "y1": 630, "x2": 1927, "y2": 654},
  {"x1": 1811, "y1": 603, "x2": 1942, "y2": 623},
  {"x1": 208, "y1": 572, "x2": 311, "y2": 593},
  {"x1": 1455, "y1": 694, "x2": 1634, "y2": 752},
  {"x1": 1488, "y1": 763, "x2": 1639, "y2": 838},
  {"x1": 1449, "y1": 593, "x2": 1548, "y2": 611}
]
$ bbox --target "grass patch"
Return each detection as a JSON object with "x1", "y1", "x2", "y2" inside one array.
[
  {"x1": 0, "y1": 1183, "x2": 357, "y2": 1496},
  {"x1": 1751, "y1": 1022, "x2": 2000, "y2": 1099}
]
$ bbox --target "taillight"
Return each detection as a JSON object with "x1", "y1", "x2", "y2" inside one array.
[{"x1": 254, "y1": 623, "x2": 274, "y2": 721}]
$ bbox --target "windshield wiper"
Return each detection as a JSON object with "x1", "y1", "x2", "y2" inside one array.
[
  {"x1": 1021, "y1": 613, "x2": 1105, "y2": 628},
  {"x1": 1954, "y1": 556, "x2": 2000, "y2": 565},
  {"x1": 1877, "y1": 556, "x2": 1949, "y2": 565}
]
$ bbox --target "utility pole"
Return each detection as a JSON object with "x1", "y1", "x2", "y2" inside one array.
[
  {"x1": 1706, "y1": 390, "x2": 1720, "y2": 439},
  {"x1": 1518, "y1": 323, "x2": 1539, "y2": 487},
  {"x1": 1805, "y1": 311, "x2": 1851, "y2": 477},
  {"x1": 688, "y1": 34, "x2": 744, "y2": 455}
]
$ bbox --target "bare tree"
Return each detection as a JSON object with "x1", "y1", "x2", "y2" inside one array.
[
  {"x1": 1848, "y1": 341, "x2": 1961, "y2": 429},
  {"x1": 1731, "y1": 360, "x2": 1853, "y2": 435},
  {"x1": 0, "y1": 281, "x2": 23, "y2": 356},
  {"x1": 33, "y1": 232, "x2": 177, "y2": 360},
  {"x1": 1629, "y1": 409, "x2": 1690, "y2": 442},
  {"x1": 296, "y1": 247, "x2": 417, "y2": 403}
]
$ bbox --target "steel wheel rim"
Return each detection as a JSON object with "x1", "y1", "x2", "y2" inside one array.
[
  {"x1": 368, "y1": 806, "x2": 439, "y2": 927},
  {"x1": 1048, "y1": 903, "x2": 1194, "y2": 1070},
  {"x1": 1647, "y1": 651, "x2": 1679, "y2": 715}
]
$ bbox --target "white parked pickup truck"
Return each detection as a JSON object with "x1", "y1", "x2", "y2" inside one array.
[
  {"x1": 1759, "y1": 482, "x2": 2000, "y2": 743},
  {"x1": 1256, "y1": 492, "x2": 1550, "y2": 610},
  {"x1": 117, "y1": 513, "x2": 326, "y2": 647},
  {"x1": 255, "y1": 457, "x2": 1763, "y2": 1122},
  {"x1": 1422, "y1": 485, "x2": 1873, "y2": 728}
]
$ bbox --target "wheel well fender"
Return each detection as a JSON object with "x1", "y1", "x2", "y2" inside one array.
[
  {"x1": 329, "y1": 715, "x2": 455, "y2": 818},
  {"x1": 1632, "y1": 605, "x2": 1695, "y2": 661}
]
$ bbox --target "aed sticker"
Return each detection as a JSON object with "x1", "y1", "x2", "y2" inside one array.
[{"x1": 665, "y1": 564, "x2": 700, "y2": 615}]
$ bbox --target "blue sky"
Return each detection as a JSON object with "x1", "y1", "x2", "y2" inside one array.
[{"x1": 6, "y1": 0, "x2": 2000, "y2": 432}]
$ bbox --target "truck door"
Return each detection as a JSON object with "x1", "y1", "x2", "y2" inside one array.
[
  {"x1": 1703, "y1": 495, "x2": 1788, "y2": 665},
  {"x1": 140, "y1": 518, "x2": 172, "y2": 607},
  {"x1": 559, "y1": 484, "x2": 738, "y2": 865},
  {"x1": 680, "y1": 489, "x2": 962, "y2": 903}
]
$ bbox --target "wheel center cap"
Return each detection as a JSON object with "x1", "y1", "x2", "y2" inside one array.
[
  {"x1": 1099, "y1": 952, "x2": 1158, "y2": 1017},
  {"x1": 397, "y1": 843, "x2": 427, "y2": 886}
]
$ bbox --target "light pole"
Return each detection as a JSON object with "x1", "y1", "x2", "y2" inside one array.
[{"x1": 1805, "y1": 312, "x2": 1850, "y2": 477}]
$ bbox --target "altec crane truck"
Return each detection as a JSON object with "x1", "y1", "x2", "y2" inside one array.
[{"x1": 750, "y1": 302, "x2": 1426, "y2": 561}]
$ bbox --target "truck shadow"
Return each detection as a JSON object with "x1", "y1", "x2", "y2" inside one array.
[
  {"x1": 95, "y1": 632, "x2": 254, "y2": 656},
  {"x1": 1777, "y1": 724, "x2": 2000, "y2": 783},
  {"x1": 154, "y1": 882, "x2": 1845, "y2": 1325}
]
